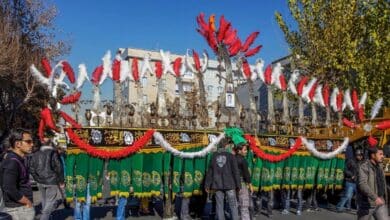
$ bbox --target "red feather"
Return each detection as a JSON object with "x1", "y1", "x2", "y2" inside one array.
[
  {"x1": 59, "y1": 111, "x2": 81, "y2": 128},
  {"x1": 41, "y1": 58, "x2": 52, "y2": 77},
  {"x1": 173, "y1": 57, "x2": 182, "y2": 77},
  {"x1": 91, "y1": 65, "x2": 103, "y2": 85},
  {"x1": 111, "y1": 59, "x2": 121, "y2": 81},
  {"x1": 207, "y1": 32, "x2": 218, "y2": 53},
  {"x1": 38, "y1": 119, "x2": 45, "y2": 141},
  {"x1": 368, "y1": 135, "x2": 378, "y2": 147},
  {"x1": 297, "y1": 76, "x2": 308, "y2": 96},
  {"x1": 322, "y1": 84, "x2": 330, "y2": 107},
  {"x1": 357, "y1": 105, "x2": 365, "y2": 121},
  {"x1": 308, "y1": 82, "x2": 318, "y2": 101},
  {"x1": 336, "y1": 91, "x2": 343, "y2": 111},
  {"x1": 196, "y1": 28, "x2": 208, "y2": 39},
  {"x1": 244, "y1": 45, "x2": 262, "y2": 57},
  {"x1": 196, "y1": 13, "x2": 209, "y2": 33},
  {"x1": 155, "y1": 61, "x2": 163, "y2": 79},
  {"x1": 242, "y1": 59, "x2": 251, "y2": 79},
  {"x1": 241, "y1": 31, "x2": 259, "y2": 52},
  {"x1": 217, "y1": 15, "x2": 231, "y2": 43},
  {"x1": 132, "y1": 58, "x2": 139, "y2": 82},
  {"x1": 40, "y1": 107, "x2": 58, "y2": 131},
  {"x1": 342, "y1": 118, "x2": 356, "y2": 128},
  {"x1": 61, "y1": 61, "x2": 75, "y2": 83},
  {"x1": 279, "y1": 74, "x2": 287, "y2": 91},
  {"x1": 223, "y1": 29, "x2": 238, "y2": 45},
  {"x1": 228, "y1": 38, "x2": 241, "y2": 57},
  {"x1": 376, "y1": 120, "x2": 390, "y2": 130},
  {"x1": 352, "y1": 89, "x2": 359, "y2": 110},
  {"x1": 264, "y1": 65, "x2": 272, "y2": 85},
  {"x1": 192, "y1": 50, "x2": 201, "y2": 72},
  {"x1": 60, "y1": 91, "x2": 82, "y2": 104}
]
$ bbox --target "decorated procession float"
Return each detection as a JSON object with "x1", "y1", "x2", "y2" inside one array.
[{"x1": 30, "y1": 13, "x2": 390, "y2": 215}]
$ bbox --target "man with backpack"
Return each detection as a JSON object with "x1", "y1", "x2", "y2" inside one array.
[{"x1": 30, "y1": 131, "x2": 64, "y2": 220}]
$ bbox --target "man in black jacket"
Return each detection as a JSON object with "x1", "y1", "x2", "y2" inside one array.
[
  {"x1": 336, "y1": 148, "x2": 364, "y2": 212},
  {"x1": 30, "y1": 132, "x2": 64, "y2": 220},
  {"x1": 0, "y1": 128, "x2": 35, "y2": 219},
  {"x1": 205, "y1": 138, "x2": 240, "y2": 220}
]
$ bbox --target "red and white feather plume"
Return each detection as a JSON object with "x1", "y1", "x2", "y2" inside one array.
[
  {"x1": 254, "y1": 59, "x2": 265, "y2": 83},
  {"x1": 91, "y1": 65, "x2": 103, "y2": 85},
  {"x1": 343, "y1": 89, "x2": 354, "y2": 111},
  {"x1": 263, "y1": 65, "x2": 272, "y2": 85},
  {"x1": 241, "y1": 31, "x2": 259, "y2": 52},
  {"x1": 192, "y1": 50, "x2": 201, "y2": 72},
  {"x1": 111, "y1": 56, "x2": 121, "y2": 82},
  {"x1": 322, "y1": 84, "x2": 330, "y2": 107},
  {"x1": 173, "y1": 57, "x2": 182, "y2": 77},
  {"x1": 241, "y1": 59, "x2": 251, "y2": 79},
  {"x1": 342, "y1": 118, "x2": 356, "y2": 128},
  {"x1": 331, "y1": 87, "x2": 339, "y2": 112},
  {"x1": 313, "y1": 84, "x2": 325, "y2": 107},
  {"x1": 61, "y1": 61, "x2": 75, "y2": 84},
  {"x1": 376, "y1": 120, "x2": 390, "y2": 130},
  {"x1": 132, "y1": 58, "x2": 140, "y2": 82},
  {"x1": 155, "y1": 61, "x2": 163, "y2": 79},
  {"x1": 41, "y1": 58, "x2": 52, "y2": 77},
  {"x1": 296, "y1": 76, "x2": 308, "y2": 96},
  {"x1": 60, "y1": 91, "x2": 82, "y2": 104},
  {"x1": 288, "y1": 70, "x2": 300, "y2": 95}
]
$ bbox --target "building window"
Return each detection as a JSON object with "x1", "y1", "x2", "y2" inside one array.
[
  {"x1": 207, "y1": 85, "x2": 213, "y2": 93},
  {"x1": 217, "y1": 86, "x2": 223, "y2": 94},
  {"x1": 143, "y1": 95, "x2": 148, "y2": 104},
  {"x1": 183, "y1": 71, "x2": 193, "y2": 79},
  {"x1": 141, "y1": 77, "x2": 147, "y2": 87}
]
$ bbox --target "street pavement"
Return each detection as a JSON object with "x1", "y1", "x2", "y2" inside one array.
[{"x1": 33, "y1": 190, "x2": 357, "y2": 220}]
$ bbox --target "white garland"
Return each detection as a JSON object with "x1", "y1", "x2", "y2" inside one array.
[
  {"x1": 302, "y1": 137, "x2": 349, "y2": 159},
  {"x1": 153, "y1": 131, "x2": 225, "y2": 158}
]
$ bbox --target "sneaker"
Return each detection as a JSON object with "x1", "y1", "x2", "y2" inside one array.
[
  {"x1": 307, "y1": 208, "x2": 314, "y2": 212},
  {"x1": 281, "y1": 209, "x2": 290, "y2": 215},
  {"x1": 297, "y1": 210, "x2": 302, "y2": 216}
]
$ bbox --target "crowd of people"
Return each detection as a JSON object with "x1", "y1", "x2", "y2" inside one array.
[{"x1": 0, "y1": 128, "x2": 388, "y2": 220}]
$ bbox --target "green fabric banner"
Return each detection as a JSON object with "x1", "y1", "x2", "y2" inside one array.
[
  {"x1": 142, "y1": 153, "x2": 154, "y2": 196},
  {"x1": 193, "y1": 148, "x2": 206, "y2": 195},
  {"x1": 88, "y1": 156, "x2": 103, "y2": 202},
  {"x1": 260, "y1": 159, "x2": 273, "y2": 191},
  {"x1": 65, "y1": 154, "x2": 76, "y2": 202},
  {"x1": 326, "y1": 158, "x2": 338, "y2": 190},
  {"x1": 297, "y1": 156, "x2": 307, "y2": 189},
  {"x1": 183, "y1": 157, "x2": 194, "y2": 197},
  {"x1": 334, "y1": 157, "x2": 345, "y2": 189},
  {"x1": 251, "y1": 157, "x2": 262, "y2": 191},
  {"x1": 273, "y1": 159, "x2": 284, "y2": 190},
  {"x1": 304, "y1": 156, "x2": 319, "y2": 189},
  {"x1": 163, "y1": 152, "x2": 171, "y2": 199},
  {"x1": 151, "y1": 153, "x2": 163, "y2": 196},
  {"x1": 108, "y1": 159, "x2": 121, "y2": 196},
  {"x1": 119, "y1": 157, "x2": 132, "y2": 198},
  {"x1": 131, "y1": 153, "x2": 143, "y2": 197},
  {"x1": 317, "y1": 159, "x2": 330, "y2": 189},
  {"x1": 172, "y1": 155, "x2": 183, "y2": 197},
  {"x1": 282, "y1": 156, "x2": 293, "y2": 189},
  {"x1": 75, "y1": 153, "x2": 89, "y2": 202},
  {"x1": 290, "y1": 155, "x2": 300, "y2": 189},
  {"x1": 245, "y1": 148, "x2": 254, "y2": 176}
]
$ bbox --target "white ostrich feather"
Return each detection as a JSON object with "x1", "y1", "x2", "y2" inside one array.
[
  {"x1": 119, "y1": 60, "x2": 130, "y2": 83},
  {"x1": 288, "y1": 70, "x2": 300, "y2": 95},
  {"x1": 370, "y1": 98, "x2": 383, "y2": 120},
  {"x1": 179, "y1": 55, "x2": 187, "y2": 77},
  {"x1": 250, "y1": 65, "x2": 257, "y2": 81},
  {"x1": 160, "y1": 49, "x2": 175, "y2": 76},
  {"x1": 330, "y1": 87, "x2": 339, "y2": 112},
  {"x1": 100, "y1": 50, "x2": 111, "y2": 85},
  {"x1": 301, "y1": 78, "x2": 317, "y2": 102},
  {"x1": 30, "y1": 64, "x2": 51, "y2": 86},
  {"x1": 359, "y1": 92, "x2": 367, "y2": 106},
  {"x1": 313, "y1": 84, "x2": 325, "y2": 107},
  {"x1": 185, "y1": 49, "x2": 196, "y2": 73},
  {"x1": 201, "y1": 51, "x2": 209, "y2": 73},
  {"x1": 76, "y1": 63, "x2": 89, "y2": 89},
  {"x1": 140, "y1": 53, "x2": 153, "y2": 78},
  {"x1": 254, "y1": 59, "x2": 265, "y2": 82},
  {"x1": 343, "y1": 89, "x2": 354, "y2": 111},
  {"x1": 271, "y1": 62, "x2": 282, "y2": 85}
]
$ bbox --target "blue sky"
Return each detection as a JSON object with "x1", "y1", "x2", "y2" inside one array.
[{"x1": 53, "y1": 0, "x2": 294, "y2": 101}]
